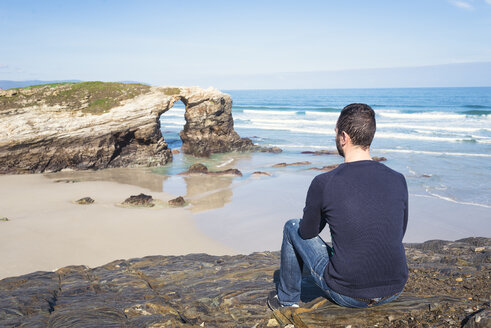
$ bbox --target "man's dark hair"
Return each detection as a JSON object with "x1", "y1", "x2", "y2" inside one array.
[{"x1": 336, "y1": 103, "x2": 376, "y2": 149}]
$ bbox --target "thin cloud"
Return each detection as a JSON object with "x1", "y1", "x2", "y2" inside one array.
[
  {"x1": 449, "y1": 0, "x2": 475, "y2": 10},
  {"x1": 486, "y1": 0, "x2": 491, "y2": 5},
  {"x1": 0, "y1": 64, "x2": 27, "y2": 75}
]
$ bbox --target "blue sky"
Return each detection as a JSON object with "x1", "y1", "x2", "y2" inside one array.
[{"x1": 1, "y1": 0, "x2": 491, "y2": 88}]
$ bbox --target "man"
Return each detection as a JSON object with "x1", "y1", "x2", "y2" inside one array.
[{"x1": 268, "y1": 103, "x2": 408, "y2": 309}]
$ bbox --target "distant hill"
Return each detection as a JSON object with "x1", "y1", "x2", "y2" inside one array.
[
  {"x1": 117, "y1": 81, "x2": 150, "y2": 85},
  {"x1": 0, "y1": 80, "x2": 150, "y2": 90}
]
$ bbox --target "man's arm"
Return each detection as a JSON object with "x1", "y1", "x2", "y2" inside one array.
[
  {"x1": 299, "y1": 177, "x2": 325, "y2": 239},
  {"x1": 402, "y1": 176, "x2": 409, "y2": 236}
]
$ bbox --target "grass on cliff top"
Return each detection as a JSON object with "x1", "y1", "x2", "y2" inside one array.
[
  {"x1": 17, "y1": 82, "x2": 75, "y2": 90},
  {"x1": 0, "y1": 81, "x2": 152, "y2": 115},
  {"x1": 162, "y1": 87, "x2": 181, "y2": 95}
]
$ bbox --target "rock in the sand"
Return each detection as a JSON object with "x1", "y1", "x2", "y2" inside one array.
[
  {"x1": 0, "y1": 83, "x2": 254, "y2": 174},
  {"x1": 54, "y1": 179, "x2": 79, "y2": 183},
  {"x1": 1, "y1": 237, "x2": 489, "y2": 327},
  {"x1": 307, "y1": 164, "x2": 340, "y2": 171},
  {"x1": 272, "y1": 161, "x2": 311, "y2": 168},
  {"x1": 0, "y1": 217, "x2": 9, "y2": 222},
  {"x1": 211, "y1": 168, "x2": 243, "y2": 176},
  {"x1": 180, "y1": 163, "x2": 242, "y2": 176},
  {"x1": 122, "y1": 193, "x2": 154, "y2": 207},
  {"x1": 76, "y1": 197, "x2": 94, "y2": 205},
  {"x1": 168, "y1": 196, "x2": 186, "y2": 207},
  {"x1": 188, "y1": 163, "x2": 209, "y2": 174},
  {"x1": 301, "y1": 150, "x2": 338, "y2": 155},
  {"x1": 252, "y1": 171, "x2": 272, "y2": 176},
  {"x1": 372, "y1": 156, "x2": 387, "y2": 161}
]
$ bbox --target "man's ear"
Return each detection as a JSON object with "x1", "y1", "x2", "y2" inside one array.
[{"x1": 341, "y1": 131, "x2": 349, "y2": 145}]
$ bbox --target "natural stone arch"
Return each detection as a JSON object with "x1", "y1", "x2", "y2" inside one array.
[
  {"x1": 0, "y1": 84, "x2": 254, "y2": 174},
  {"x1": 164, "y1": 87, "x2": 253, "y2": 157}
]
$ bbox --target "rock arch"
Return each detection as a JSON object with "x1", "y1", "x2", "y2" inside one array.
[
  {"x1": 0, "y1": 85, "x2": 253, "y2": 174},
  {"x1": 164, "y1": 87, "x2": 253, "y2": 157}
]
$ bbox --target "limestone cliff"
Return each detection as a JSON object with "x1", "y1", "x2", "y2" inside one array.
[{"x1": 0, "y1": 82, "x2": 253, "y2": 174}]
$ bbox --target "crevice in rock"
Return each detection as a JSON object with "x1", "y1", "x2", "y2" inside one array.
[
  {"x1": 135, "y1": 271, "x2": 155, "y2": 291},
  {"x1": 46, "y1": 289, "x2": 58, "y2": 314},
  {"x1": 40, "y1": 153, "x2": 53, "y2": 173},
  {"x1": 107, "y1": 130, "x2": 135, "y2": 165},
  {"x1": 47, "y1": 273, "x2": 62, "y2": 315},
  {"x1": 177, "y1": 311, "x2": 190, "y2": 324}
]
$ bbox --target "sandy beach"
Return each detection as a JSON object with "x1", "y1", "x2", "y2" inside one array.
[{"x1": 0, "y1": 171, "x2": 236, "y2": 279}]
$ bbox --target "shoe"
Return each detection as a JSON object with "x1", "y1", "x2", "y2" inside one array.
[{"x1": 267, "y1": 291, "x2": 299, "y2": 311}]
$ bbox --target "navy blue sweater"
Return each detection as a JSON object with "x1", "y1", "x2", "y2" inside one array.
[{"x1": 299, "y1": 160, "x2": 408, "y2": 299}]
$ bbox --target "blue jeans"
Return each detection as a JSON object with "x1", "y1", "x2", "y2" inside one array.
[{"x1": 277, "y1": 219, "x2": 401, "y2": 308}]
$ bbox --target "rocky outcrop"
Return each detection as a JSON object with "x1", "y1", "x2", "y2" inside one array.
[
  {"x1": 272, "y1": 161, "x2": 311, "y2": 167},
  {"x1": 168, "y1": 196, "x2": 186, "y2": 207},
  {"x1": 75, "y1": 197, "x2": 94, "y2": 205},
  {"x1": 179, "y1": 163, "x2": 243, "y2": 177},
  {"x1": 122, "y1": 193, "x2": 155, "y2": 207},
  {"x1": 0, "y1": 83, "x2": 253, "y2": 174},
  {"x1": 301, "y1": 150, "x2": 338, "y2": 155},
  {"x1": 252, "y1": 171, "x2": 272, "y2": 176},
  {"x1": 257, "y1": 146, "x2": 283, "y2": 153},
  {"x1": 177, "y1": 88, "x2": 254, "y2": 157},
  {"x1": 0, "y1": 238, "x2": 489, "y2": 327},
  {"x1": 307, "y1": 164, "x2": 340, "y2": 171}
]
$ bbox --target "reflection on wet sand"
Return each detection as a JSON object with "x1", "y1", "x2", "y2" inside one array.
[
  {"x1": 45, "y1": 167, "x2": 236, "y2": 213},
  {"x1": 181, "y1": 176, "x2": 234, "y2": 213},
  {"x1": 44, "y1": 167, "x2": 168, "y2": 192}
]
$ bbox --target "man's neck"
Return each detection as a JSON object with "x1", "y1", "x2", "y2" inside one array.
[{"x1": 343, "y1": 146, "x2": 372, "y2": 163}]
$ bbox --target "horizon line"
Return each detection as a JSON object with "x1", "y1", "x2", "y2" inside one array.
[{"x1": 1, "y1": 80, "x2": 490, "y2": 91}]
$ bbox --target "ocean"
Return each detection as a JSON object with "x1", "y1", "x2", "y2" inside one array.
[
  {"x1": 158, "y1": 87, "x2": 490, "y2": 251},
  {"x1": 163, "y1": 87, "x2": 491, "y2": 206}
]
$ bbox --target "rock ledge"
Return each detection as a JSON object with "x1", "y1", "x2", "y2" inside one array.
[{"x1": 0, "y1": 237, "x2": 489, "y2": 327}]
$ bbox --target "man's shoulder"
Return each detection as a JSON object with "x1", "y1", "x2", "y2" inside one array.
[
  {"x1": 373, "y1": 162, "x2": 406, "y2": 180},
  {"x1": 313, "y1": 164, "x2": 344, "y2": 182},
  {"x1": 315, "y1": 161, "x2": 405, "y2": 183}
]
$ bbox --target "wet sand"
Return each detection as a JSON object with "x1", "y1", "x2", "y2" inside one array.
[
  {"x1": 0, "y1": 172, "x2": 236, "y2": 279},
  {"x1": 193, "y1": 172, "x2": 491, "y2": 254}
]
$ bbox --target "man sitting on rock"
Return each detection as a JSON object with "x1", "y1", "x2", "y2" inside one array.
[{"x1": 268, "y1": 103, "x2": 408, "y2": 309}]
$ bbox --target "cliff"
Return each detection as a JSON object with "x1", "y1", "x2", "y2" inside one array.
[
  {"x1": 0, "y1": 82, "x2": 253, "y2": 174},
  {"x1": 0, "y1": 237, "x2": 489, "y2": 327}
]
